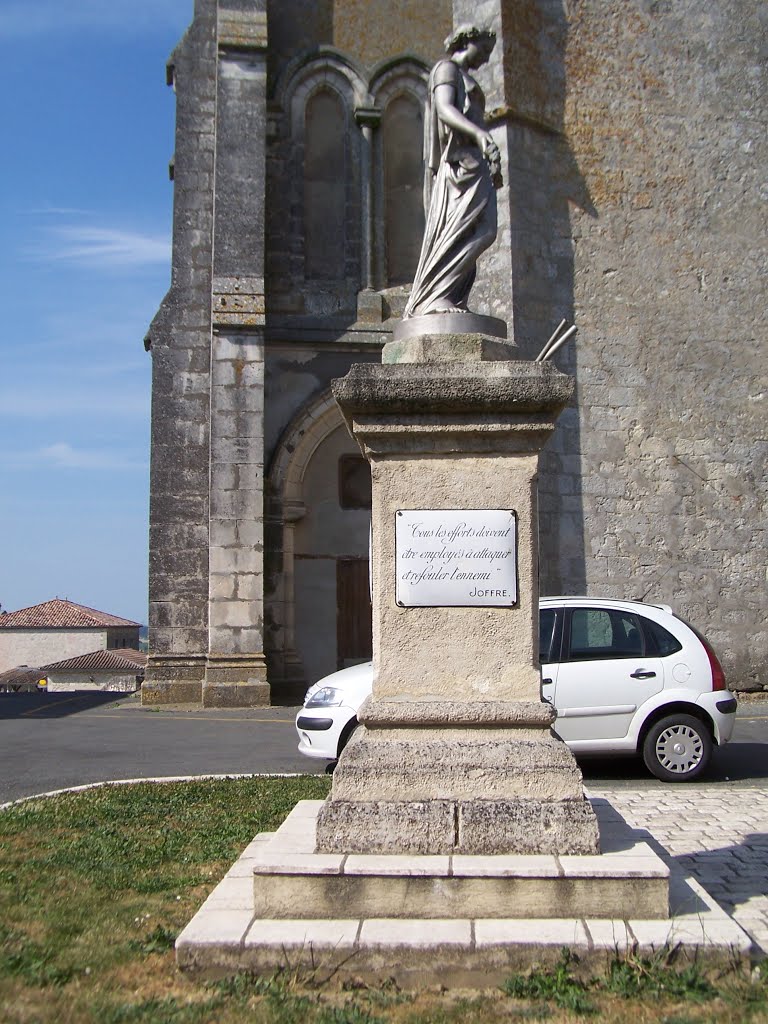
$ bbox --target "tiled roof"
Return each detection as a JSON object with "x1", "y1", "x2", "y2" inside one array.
[
  {"x1": 0, "y1": 665, "x2": 46, "y2": 688},
  {"x1": 0, "y1": 599, "x2": 141, "y2": 630},
  {"x1": 41, "y1": 649, "x2": 147, "y2": 673}
]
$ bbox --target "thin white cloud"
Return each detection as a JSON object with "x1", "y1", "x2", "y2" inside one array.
[
  {"x1": 30, "y1": 225, "x2": 171, "y2": 268},
  {"x1": 40, "y1": 443, "x2": 114, "y2": 470},
  {"x1": 0, "y1": 0, "x2": 190, "y2": 38},
  {"x1": 0, "y1": 443, "x2": 146, "y2": 472},
  {"x1": 24, "y1": 206, "x2": 92, "y2": 217}
]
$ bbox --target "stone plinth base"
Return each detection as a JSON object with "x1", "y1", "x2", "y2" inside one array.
[
  {"x1": 392, "y1": 312, "x2": 507, "y2": 342},
  {"x1": 315, "y1": 701, "x2": 599, "y2": 855},
  {"x1": 383, "y1": 333, "x2": 515, "y2": 364},
  {"x1": 142, "y1": 654, "x2": 205, "y2": 704},
  {"x1": 203, "y1": 653, "x2": 270, "y2": 707},
  {"x1": 175, "y1": 800, "x2": 753, "y2": 985},
  {"x1": 201, "y1": 683, "x2": 270, "y2": 707},
  {"x1": 142, "y1": 680, "x2": 204, "y2": 704},
  {"x1": 327, "y1": 358, "x2": 593, "y2": 855},
  {"x1": 255, "y1": 803, "x2": 664, "y2": 920},
  {"x1": 316, "y1": 796, "x2": 600, "y2": 856},
  {"x1": 141, "y1": 653, "x2": 270, "y2": 706}
]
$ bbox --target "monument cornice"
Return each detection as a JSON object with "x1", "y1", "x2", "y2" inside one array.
[
  {"x1": 332, "y1": 360, "x2": 574, "y2": 417},
  {"x1": 359, "y1": 698, "x2": 555, "y2": 728}
]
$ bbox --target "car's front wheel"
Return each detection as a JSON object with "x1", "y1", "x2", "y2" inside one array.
[
  {"x1": 337, "y1": 717, "x2": 359, "y2": 758},
  {"x1": 642, "y1": 714, "x2": 712, "y2": 782}
]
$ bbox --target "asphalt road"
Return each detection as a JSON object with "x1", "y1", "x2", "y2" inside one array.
[{"x1": 0, "y1": 691, "x2": 766, "y2": 804}]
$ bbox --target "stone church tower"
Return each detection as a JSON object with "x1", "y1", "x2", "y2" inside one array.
[{"x1": 143, "y1": 0, "x2": 766, "y2": 706}]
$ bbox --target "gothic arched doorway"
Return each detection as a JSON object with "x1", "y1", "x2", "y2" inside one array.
[{"x1": 266, "y1": 391, "x2": 372, "y2": 698}]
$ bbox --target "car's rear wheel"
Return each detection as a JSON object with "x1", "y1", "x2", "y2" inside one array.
[{"x1": 642, "y1": 714, "x2": 712, "y2": 782}]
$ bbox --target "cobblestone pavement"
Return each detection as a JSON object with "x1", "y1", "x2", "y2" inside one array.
[{"x1": 588, "y1": 784, "x2": 768, "y2": 956}]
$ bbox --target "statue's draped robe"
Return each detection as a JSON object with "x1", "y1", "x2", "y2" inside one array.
[{"x1": 403, "y1": 59, "x2": 497, "y2": 319}]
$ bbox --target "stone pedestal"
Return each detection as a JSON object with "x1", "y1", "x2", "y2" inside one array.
[
  {"x1": 202, "y1": 653, "x2": 269, "y2": 707},
  {"x1": 385, "y1": 311, "x2": 510, "y2": 364},
  {"x1": 316, "y1": 354, "x2": 599, "y2": 855},
  {"x1": 142, "y1": 655, "x2": 205, "y2": 705}
]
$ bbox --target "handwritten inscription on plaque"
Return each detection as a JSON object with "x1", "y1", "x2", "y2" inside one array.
[{"x1": 395, "y1": 509, "x2": 517, "y2": 607}]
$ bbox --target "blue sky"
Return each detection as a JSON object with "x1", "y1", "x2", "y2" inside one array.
[{"x1": 0, "y1": 0, "x2": 193, "y2": 624}]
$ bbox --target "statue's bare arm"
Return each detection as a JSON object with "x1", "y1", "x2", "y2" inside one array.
[{"x1": 432, "y1": 65, "x2": 498, "y2": 162}]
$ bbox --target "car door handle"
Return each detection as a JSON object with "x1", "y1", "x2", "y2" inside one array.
[
  {"x1": 630, "y1": 669, "x2": 657, "y2": 679},
  {"x1": 542, "y1": 678, "x2": 553, "y2": 685}
]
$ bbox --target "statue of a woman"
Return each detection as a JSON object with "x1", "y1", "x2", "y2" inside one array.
[{"x1": 403, "y1": 25, "x2": 500, "y2": 320}]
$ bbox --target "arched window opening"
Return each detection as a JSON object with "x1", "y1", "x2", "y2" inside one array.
[
  {"x1": 383, "y1": 94, "x2": 424, "y2": 286},
  {"x1": 304, "y1": 89, "x2": 346, "y2": 280}
]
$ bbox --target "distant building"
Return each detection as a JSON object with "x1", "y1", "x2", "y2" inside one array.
[
  {"x1": 41, "y1": 648, "x2": 147, "y2": 693},
  {"x1": 0, "y1": 600, "x2": 142, "y2": 675}
]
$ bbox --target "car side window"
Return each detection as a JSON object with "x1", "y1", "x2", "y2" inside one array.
[
  {"x1": 539, "y1": 609, "x2": 557, "y2": 662},
  {"x1": 566, "y1": 608, "x2": 644, "y2": 661},
  {"x1": 641, "y1": 616, "x2": 682, "y2": 656}
]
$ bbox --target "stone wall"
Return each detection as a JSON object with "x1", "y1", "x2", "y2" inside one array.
[
  {"x1": 46, "y1": 672, "x2": 141, "y2": 693},
  {"x1": 0, "y1": 630, "x2": 107, "y2": 673},
  {"x1": 203, "y1": 0, "x2": 271, "y2": 705},
  {"x1": 106, "y1": 628, "x2": 142, "y2": 649},
  {"x1": 144, "y1": 0, "x2": 218, "y2": 700},
  {"x1": 478, "y1": 0, "x2": 766, "y2": 689},
  {"x1": 562, "y1": 0, "x2": 766, "y2": 689},
  {"x1": 267, "y1": 0, "x2": 450, "y2": 72}
]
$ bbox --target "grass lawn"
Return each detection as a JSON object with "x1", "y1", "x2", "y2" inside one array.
[{"x1": 1, "y1": 776, "x2": 766, "y2": 1023}]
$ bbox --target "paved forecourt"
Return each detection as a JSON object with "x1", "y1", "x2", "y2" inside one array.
[{"x1": 591, "y1": 783, "x2": 768, "y2": 959}]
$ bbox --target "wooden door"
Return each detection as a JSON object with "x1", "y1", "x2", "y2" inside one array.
[{"x1": 336, "y1": 558, "x2": 372, "y2": 669}]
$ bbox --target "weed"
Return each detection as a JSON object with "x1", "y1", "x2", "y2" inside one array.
[
  {"x1": 657, "y1": 1015, "x2": 700, "y2": 1024},
  {"x1": 507, "y1": 1008, "x2": 553, "y2": 1021},
  {"x1": 208, "y1": 962, "x2": 325, "y2": 1019},
  {"x1": 602, "y1": 952, "x2": 716, "y2": 1001},
  {"x1": 130, "y1": 925, "x2": 177, "y2": 956},
  {"x1": 210, "y1": 970, "x2": 286, "y2": 998},
  {"x1": 502, "y1": 949, "x2": 596, "y2": 1015},
  {"x1": 343, "y1": 977, "x2": 412, "y2": 1008}
]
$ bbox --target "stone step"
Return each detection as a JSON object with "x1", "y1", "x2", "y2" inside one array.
[
  {"x1": 175, "y1": 801, "x2": 754, "y2": 984},
  {"x1": 252, "y1": 834, "x2": 669, "y2": 921}
]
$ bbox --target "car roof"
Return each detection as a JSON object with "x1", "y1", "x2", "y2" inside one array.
[{"x1": 540, "y1": 596, "x2": 674, "y2": 615}]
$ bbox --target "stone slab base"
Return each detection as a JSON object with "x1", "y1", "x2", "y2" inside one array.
[
  {"x1": 176, "y1": 800, "x2": 755, "y2": 985},
  {"x1": 382, "y1": 334, "x2": 516, "y2": 364},
  {"x1": 142, "y1": 654, "x2": 206, "y2": 705},
  {"x1": 315, "y1": 723, "x2": 600, "y2": 854},
  {"x1": 392, "y1": 312, "x2": 508, "y2": 342},
  {"x1": 256, "y1": 802, "x2": 662, "y2": 919},
  {"x1": 141, "y1": 680, "x2": 203, "y2": 705},
  {"x1": 316, "y1": 796, "x2": 600, "y2": 855},
  {"x1": 202, "y1": 653, "x2": 270, "y2": 707},
  {"x1": 202, "y1": 682, "x2": 270, "y2": 708}
]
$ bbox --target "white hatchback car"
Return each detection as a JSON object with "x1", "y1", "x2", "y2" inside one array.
[{"x1": 295, "y1": 597, "x2": 737, "y2": 782}]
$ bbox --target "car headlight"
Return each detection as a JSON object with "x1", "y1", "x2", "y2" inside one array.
[{"x1": 305, "y1": 686, "x2": 344, "y2": 708}]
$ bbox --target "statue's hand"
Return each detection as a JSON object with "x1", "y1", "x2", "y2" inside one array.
[
  {"x1": 479, "y1": 132, "x2": 498, "y2": 159},
  {"x1": 479, "y1": 132, "x2": 503, "y2": 188}
]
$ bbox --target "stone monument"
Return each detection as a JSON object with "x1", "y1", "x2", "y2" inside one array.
[
  {"x1": 315, "y1": 24, "x2": 599, "y2": 856},
  {"x1": 176, "y1": 22, "x2": 714, "y2": 980}
]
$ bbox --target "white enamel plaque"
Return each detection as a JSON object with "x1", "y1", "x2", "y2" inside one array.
[{"x1": 395, "y1": 509, "x2": 517, "y2": 607}]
